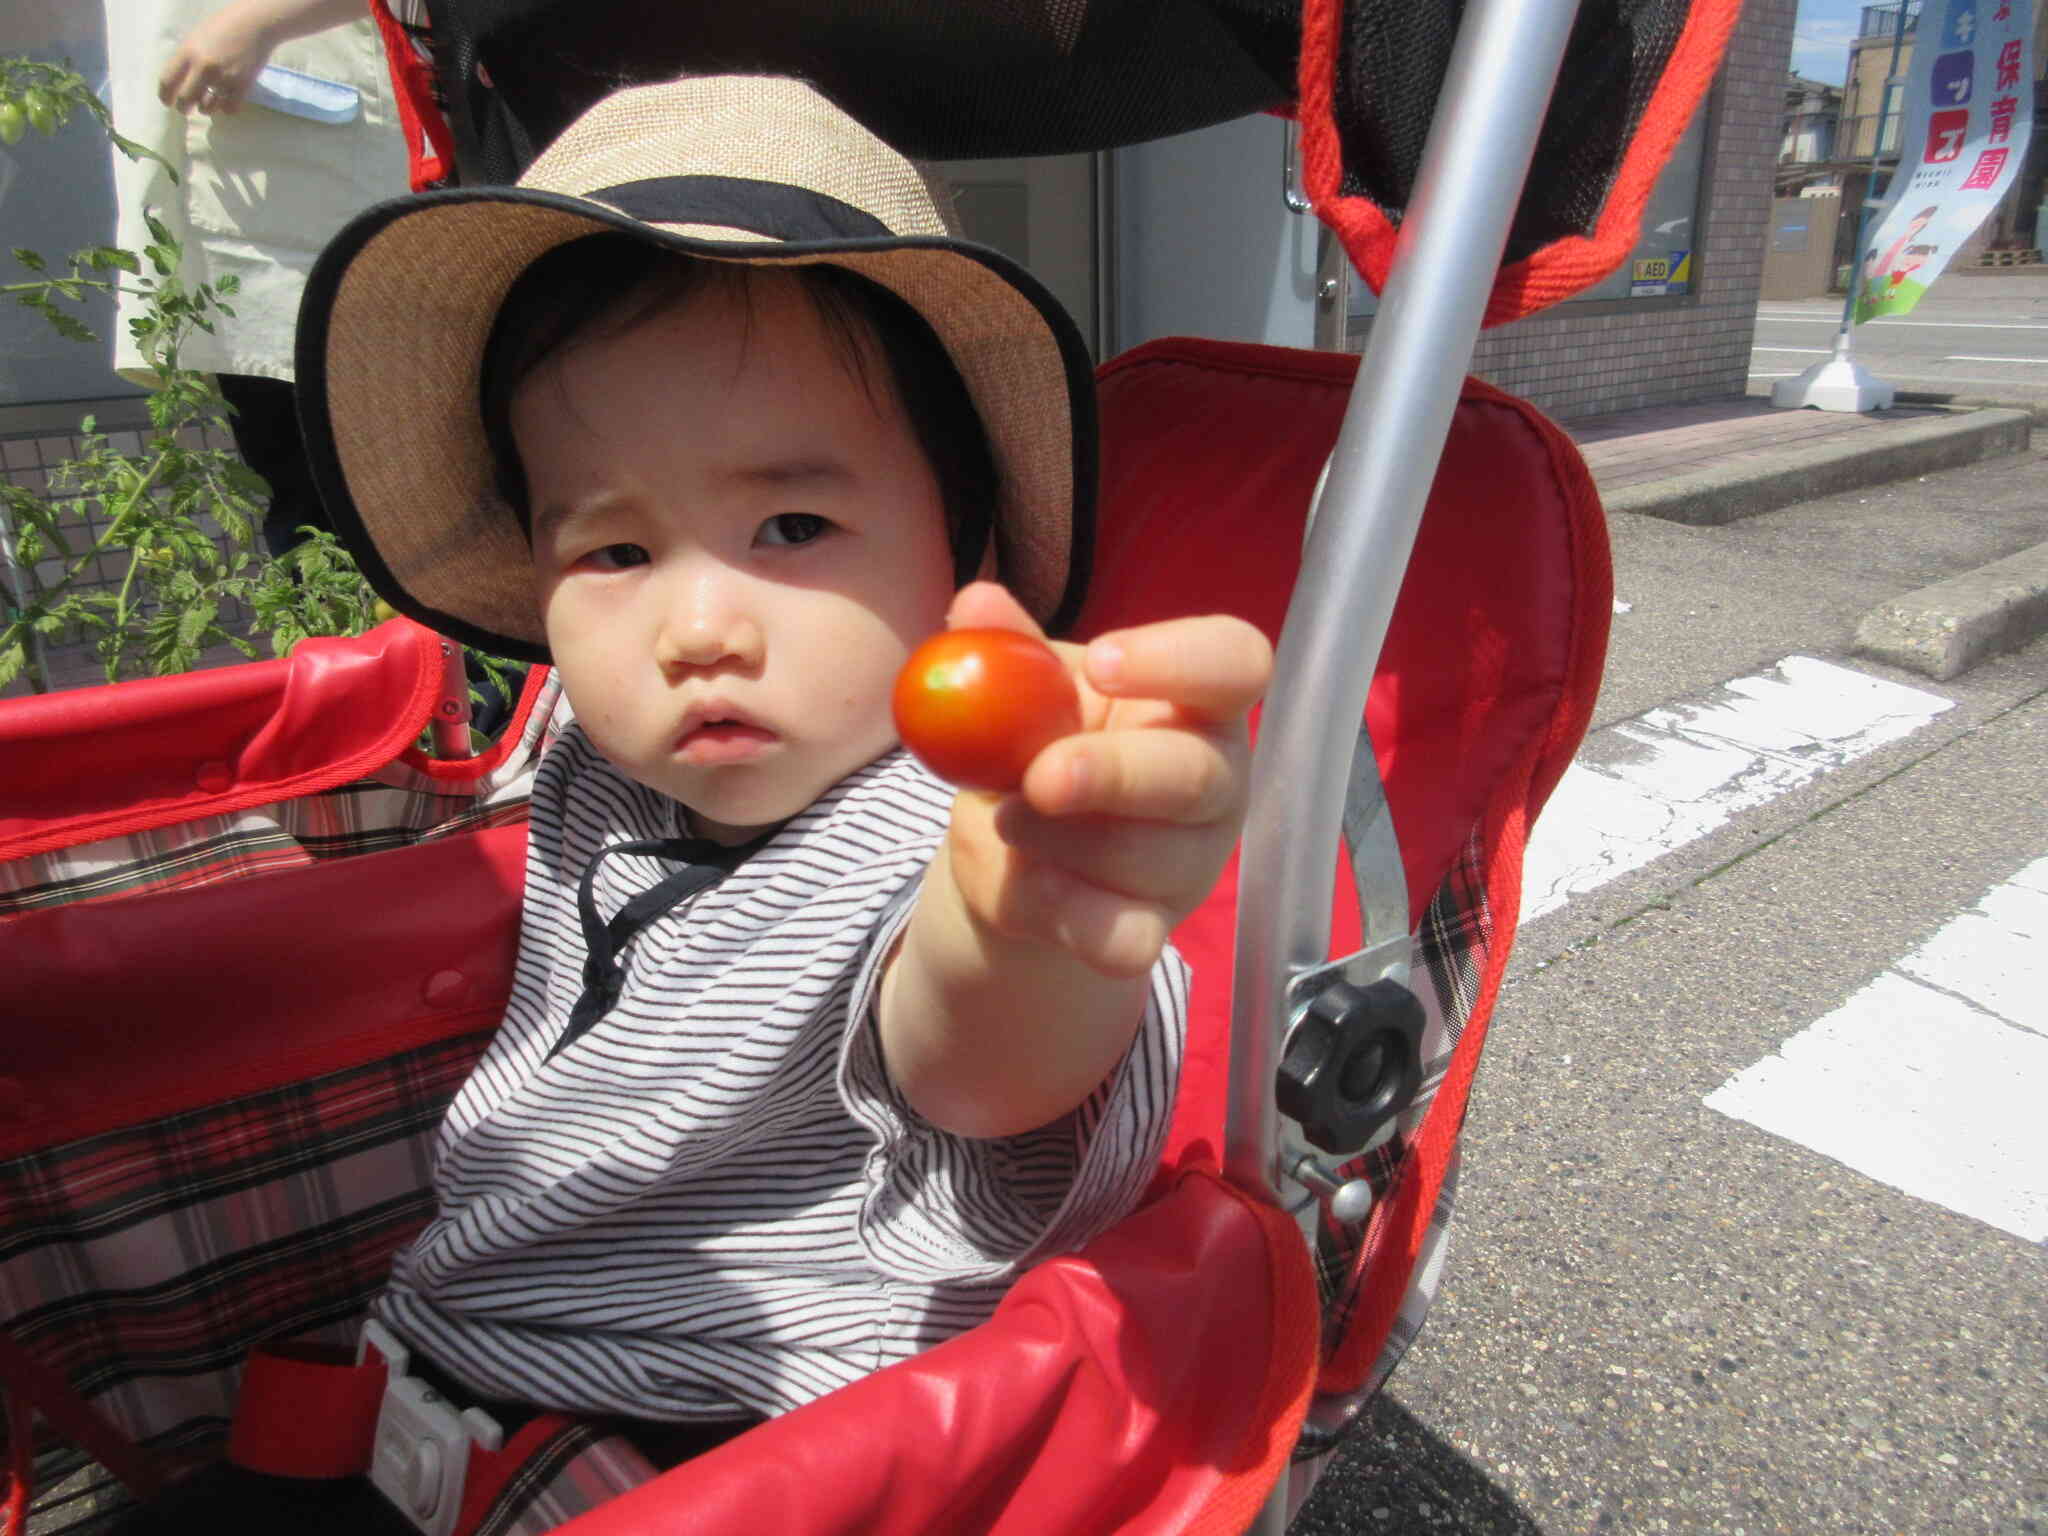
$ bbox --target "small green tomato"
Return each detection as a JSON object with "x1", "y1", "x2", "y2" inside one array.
[{"x1": 22, "y1": 89, "x2": 57, "y2": 136}]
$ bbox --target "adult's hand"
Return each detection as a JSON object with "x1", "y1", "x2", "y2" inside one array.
[{"x1": 158, "y1": 0, "x2": 366, "y2": 115}]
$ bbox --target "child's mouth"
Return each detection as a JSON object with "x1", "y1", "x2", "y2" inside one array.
[{"x1": 675, "y1": 721, "x2": 777, "y2": 765}]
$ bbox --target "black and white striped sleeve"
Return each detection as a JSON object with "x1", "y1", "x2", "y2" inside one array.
[{"x1": 837, "y1": 893, "x2": 1188, "y2": 1287}]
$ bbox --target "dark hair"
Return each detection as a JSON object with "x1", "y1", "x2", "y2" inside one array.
[{"x1": 478, "y1": 233, "x2": 995, "y2": 585}]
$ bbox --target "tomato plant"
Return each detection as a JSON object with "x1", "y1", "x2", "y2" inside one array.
[{"x1": 893, "y1": 628, "x2": 1082, "y2": 792}]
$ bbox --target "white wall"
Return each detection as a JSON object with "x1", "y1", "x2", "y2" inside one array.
[{"x1": 1108, "y1": 114, "x2": 1321, "y2": 354}]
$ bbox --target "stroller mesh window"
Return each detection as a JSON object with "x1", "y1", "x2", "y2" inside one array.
[{"x1": 1334, "y1": 0, "x2": 1698, "y2": 262}]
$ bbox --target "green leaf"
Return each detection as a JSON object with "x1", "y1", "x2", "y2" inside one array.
[
  {"x1": 177, "y1": 601, "x2": 213, "y2": 649},
  {"x1": 107, "y1": 128, "x2": 175, "y2": 177},
  {"x1": 32, "y1": 304, "x2": 96, "y2": 343},
  {"x1": 12, "y1": 246, "x2": 46, "y2": 272}
]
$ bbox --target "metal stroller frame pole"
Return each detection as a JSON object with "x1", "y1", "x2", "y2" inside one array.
[
  {"x1": 1231, "y1": 4, "x2": 1583, "y2": 1529},
  {"x1": 1225, "y1": 0, "x2": 1582, "y2": 1205}
]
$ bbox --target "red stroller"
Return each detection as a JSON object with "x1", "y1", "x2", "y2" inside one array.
[{"x1": 1, "y1": 0, "x2": 1735, "y2": 1530}]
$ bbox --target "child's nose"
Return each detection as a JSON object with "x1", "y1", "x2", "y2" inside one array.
[{"x1": 654, "y1": 571, "x2": 763, "y2": 674}]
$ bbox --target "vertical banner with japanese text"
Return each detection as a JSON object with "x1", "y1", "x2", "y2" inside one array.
[{"x1": 1855, "y1": 0, "x2": 2035, "y2": 321}]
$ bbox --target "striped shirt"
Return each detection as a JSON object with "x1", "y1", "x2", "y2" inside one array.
[{"x1": 373, "y1": 724, "x2": 1186, "y2": 1422}]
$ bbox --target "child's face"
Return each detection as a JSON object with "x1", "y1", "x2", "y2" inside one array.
[{"x1": 515, "y1": 269, "x2": 959, "y2": 843}]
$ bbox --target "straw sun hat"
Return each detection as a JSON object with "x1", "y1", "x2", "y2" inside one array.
[{"x1": 294, "y1": 74, "x2": 1096, "y2": 661}]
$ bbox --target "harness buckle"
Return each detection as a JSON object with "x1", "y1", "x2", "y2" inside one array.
[{"x1": 360, "y1": 1321, "x2": 504, "y2": 1536}]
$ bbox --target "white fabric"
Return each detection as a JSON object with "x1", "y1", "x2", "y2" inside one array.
[
  {"x1": 374, "y1": 726, "x2": 1186, "y2": 1422},
  {"x1": 103, "y1": 4, "x2": 409, "y2": 383}
]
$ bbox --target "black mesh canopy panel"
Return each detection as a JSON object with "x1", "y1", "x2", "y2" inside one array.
[
  {"x1": 1331, "y1": 0, "x2": 1697, "y2": 261},
  {"x1": 423, "y1": 0, "x2": 1712, "y2": 282},
  {"x1": 425, "y1": 0, "x2": 1298, "y2": 177}
]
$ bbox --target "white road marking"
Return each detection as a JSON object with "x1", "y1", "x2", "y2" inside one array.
[
  {"x1": 1755, "y1": 314, "x2": 2048, "y2": 330},
  {"x1": 1705, "y1": 857, "x2": 2048, "y2": 1243},
  {"x1": 1752, "y1": 346, "x2": 1833, "y2": 354},
  {"x1": 1941, "y1": 355, "x2": 2045, "y2": 364},
  {"x1": 1521, "y1": 657, "x2": 1953, "y2": 921},
  {"x1": 1746, "y1": 371, "x2": 1801, "y2": 379}
]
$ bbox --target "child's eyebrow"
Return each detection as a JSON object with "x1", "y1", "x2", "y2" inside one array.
[
  {"x1": 527, "y1": 497, "x2": 593, "y2": 541},
  {"x1": 729, "y1": 456, "x2": 858, "y2": 489},
  {"x1": 526, "y1": 460, "x2": 857, "y2": 539}
]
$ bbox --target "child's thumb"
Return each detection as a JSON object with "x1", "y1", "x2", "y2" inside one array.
[{"x1": 945, "y1": 579, "x2": 1042, "y2": 639}]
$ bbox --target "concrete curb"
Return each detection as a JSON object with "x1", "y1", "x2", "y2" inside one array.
[
  {"x1": 1895, "y1": 388, "x2": 2048, "y2": 427},
  {"x1": 1854, "y1": 540, "x2": 2048, "y2": 681},
  {"x1": 1602, "y1": 407, "x2": 2032, "y2": 526}
]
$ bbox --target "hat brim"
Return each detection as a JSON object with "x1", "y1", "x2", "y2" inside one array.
[{"x1": 295, "y1": 185, "x2": 1097, "y2": 662}]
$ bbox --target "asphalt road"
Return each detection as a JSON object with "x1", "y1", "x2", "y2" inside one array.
[
  {"x1": 1291, "y1": 444, "x2": 2048, "y2": 1535},
  {"x1": 1749, "y1": 272, "x2": 2048, "y2": 408}
]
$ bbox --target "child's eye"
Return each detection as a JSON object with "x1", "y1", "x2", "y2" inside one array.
[
  {"x1": 583, "y1": 543, "x2": 650, "y2": 571},
  {"x1": 757, "y1": 513, "x2": 831, "y2": 548}
]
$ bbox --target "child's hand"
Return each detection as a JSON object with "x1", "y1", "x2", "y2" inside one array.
[{"x1": 940, "y1": 581, "x2": 1272, "y2": 980}]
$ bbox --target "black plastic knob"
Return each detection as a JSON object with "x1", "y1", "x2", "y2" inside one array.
[{"x1": 1274, "y1": 977, "x2": 1426, "y2": 1154}]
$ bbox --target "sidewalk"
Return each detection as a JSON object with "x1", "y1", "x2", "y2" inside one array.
[
  {"x1": 1564, "y1": 394, "x2": 2045, "y2": 681},
  {"x1": 1568, "y1": 395, "x2": 2029, "y2": 523}
]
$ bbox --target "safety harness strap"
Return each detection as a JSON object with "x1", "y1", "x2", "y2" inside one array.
[{"x1": 226, "y1": 1343, "x2": 387, "y2": 1480}]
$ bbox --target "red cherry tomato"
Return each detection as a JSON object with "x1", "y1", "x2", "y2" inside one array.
[{"x1": 892, "y1": 628, "x2": 1083, "y2": 792}]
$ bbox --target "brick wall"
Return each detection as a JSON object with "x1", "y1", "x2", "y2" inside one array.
[{"x1": 1357, "y1": 0, "x2": 1797, "y2": 423}]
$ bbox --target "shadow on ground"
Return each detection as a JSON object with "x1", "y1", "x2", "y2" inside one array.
[{"x1": 1291, "y1": 1394, "x2": 1544, "y2": 1535}]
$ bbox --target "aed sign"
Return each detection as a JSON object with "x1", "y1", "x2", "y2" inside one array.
[{"x1": 1629, "y1": 250, "x2": 1691, "y2": 297}]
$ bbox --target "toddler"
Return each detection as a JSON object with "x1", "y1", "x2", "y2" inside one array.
[{"x1": 292, "y1": 73, "x2": 1271, "y2": 1434}]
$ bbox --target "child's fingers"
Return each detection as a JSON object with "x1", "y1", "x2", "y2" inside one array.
[
  {"x1": 1023, "y1": 722, "x2": 1246, "y2": 825},
  {"x1": 948, "y1": 793, "x2": 1173, "y2": 978},
  {"x1": 992, "y1": 803, "x2": 1227, "y2": 907},
  {"x1": 1083, "y1": 614, "x2": 1271, "y2": 724},
  {"x1": 988, "y1": 859, "x2": 1175, "y2": 980}
]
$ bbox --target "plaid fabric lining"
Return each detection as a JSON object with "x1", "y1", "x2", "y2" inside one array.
[
  {"x1": 0, "y1": 675, "x2": 563, "y2": 919},
  {"x1": 1297, "y1": 828, "x2": 1490, "y2": 1455},
  {"x1": 1, "y1": 1032, "x2": 490, "y2": 1466},
  {"x1": 3, "y1": 1029, "x2": 673, "y2": 1536}
]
